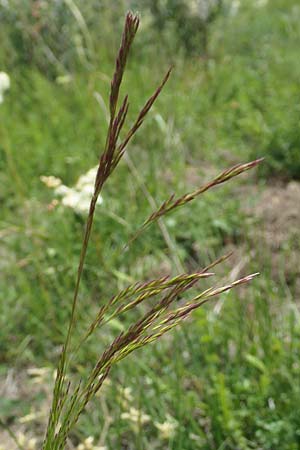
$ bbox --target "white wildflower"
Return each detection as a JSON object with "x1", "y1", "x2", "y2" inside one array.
[
  {"x1": 76, "y1": 167, "x2": 98, "y2": 191},
  {"x1": 44, "y1": 266, "x2": 56, "y2": 276},
  {"x1": 16, "y1": 433, "x2": 27, "y2": 446},
  {"x1": 46, "y1": 247, "x2": 57, "y2": 257},
  {"x1": 118, "y1": 386, "x2": 133, "y2": 407},
  {"x1": 61, "y1": 190, "x2": 92, "y2": 213},
  {"x1": 154, "y1": 414, "x2": 178, "y2": 440},
  {"x1": 0, "y1": 71, "x2": 10, "y2": 104},
  {"x1": 27, "y1": 366, "x2": 51, "y2": 384},
  {"x1": 121, "y1": 407, "x2": 151, "y2": 425},
  {"x1": 56, "y1": 74, "x2": 72, "y2": 85},
  {"x1": 123, "y1": 386, "x2": 133, "y2": 402},
  {"x1": 16, "y1": 432, "x2": 37, "y2": 449},
  {"x1": 19, "y1": 409, "x2": 41, "y2": 423},
  {"x1": 76, "y1": 436, "x2": 107, "y2": 450},
  {"x1": 40, "y1": 175, "x2": 62, "y2": 188},
  {"x1": 189, "y1": 432, "x2": 204, "y2": 443},
  {"x1": 27, "y1": 366, "x2": 51, "y2": 377},
  {"x1": 268, "y1": 397, "x2": 276, "y2": 410},
  {"x1": 41, "y1": 166, "x2": 103, "y2": 214},
  {"x1": 27, "y1": 437, "x2": 38, "y2": 450},
  {"x1": 54, "y1": 184, "x2": 70, "y2": 196}
]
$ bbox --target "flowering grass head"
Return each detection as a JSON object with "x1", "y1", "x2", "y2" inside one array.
[{"x1": 42, "y1": 11, "x2": 262, "y2": 450}]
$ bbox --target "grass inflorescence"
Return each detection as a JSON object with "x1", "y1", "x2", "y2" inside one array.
[{"x1": 42, "y1": 12, "x2": 261, "y2": 449}]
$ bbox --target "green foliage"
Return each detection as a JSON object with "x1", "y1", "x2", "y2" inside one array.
[
  {"x1": 210, "y1": 0, "x2": 300, "y2": 179},
  {"x1": 0, "y1": 0, "x2": 126, "y2": 76},
  {"x1": 135, "y1": 0, "x2": 224, "y2": 55}
]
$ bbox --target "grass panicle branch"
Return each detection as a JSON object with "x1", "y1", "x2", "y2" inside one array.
[
  {"x1": 124, "y1": 158, "x2": 264, "y2": 249},
  {"x1": 43, "y1": 11, "x2": 261, "y2": 450},
  {"x1": 78, "y1": 271, "x2": 215, "y2": 349},
  {"x1": 109, "y1": 12, "x2": 139, "y2": 119},
  {"x1": 144, "y1": 158, "x2": 263, "y2": 225},
  {"x1": 111, "y1": 67, "x2": 173, "y2": 171}
]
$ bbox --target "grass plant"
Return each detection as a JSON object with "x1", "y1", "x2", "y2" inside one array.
[{"x1": 41, "y1": 12, "x2": 262, "y2": 449}]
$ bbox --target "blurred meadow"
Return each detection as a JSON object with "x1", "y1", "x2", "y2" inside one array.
[{"x1": 0, "y1": 0, "x2": 300, "y2": 449}]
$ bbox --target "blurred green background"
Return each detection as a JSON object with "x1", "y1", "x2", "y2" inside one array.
[{"x1": 0, "y1": 0, "x2": 300, "y2": 449}]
